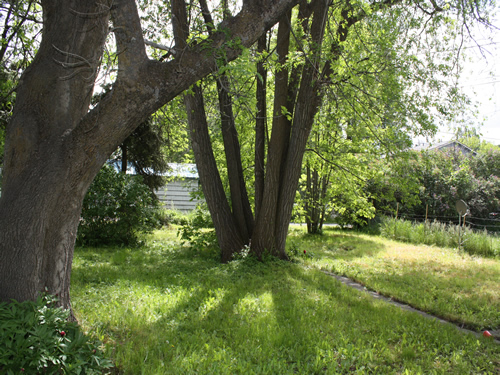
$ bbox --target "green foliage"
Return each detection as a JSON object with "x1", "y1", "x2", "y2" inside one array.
[
  {"x1": 370, "y1": 147, "x2": 500, "y2": 232},
  {"x1": 178, "y1": 207, "x2": 219, "y2": 254},
  {"x1": 0, "y1": 1, "x2": 42, "y2": 169},
  {"x1": 0, "y1": 294, "x2": 112, "y2": 374},
  {"x1": 287, "y1": 240, "x2": 315, "y2": 260},
  {"x1": 77, "y1": 164, "x2": 160, "y2": 246},
  {"x1": 159, "y1": 209, "x2": 190, "y2": 226},
  {"x1": 0, "y1": 67, "x2": 15, "y2": 169},
  {"x1": 117, "y1": 117, "x2": 169, "y2": 191},
  {"x1": 294, "y1": 0, "x2": 477, "y2": 231}
]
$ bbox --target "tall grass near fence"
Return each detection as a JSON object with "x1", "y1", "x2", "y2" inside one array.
[{"x1": 380, "y1": 217, "x2": 500, "y2": 257}]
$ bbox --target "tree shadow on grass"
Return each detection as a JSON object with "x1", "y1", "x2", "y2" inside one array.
[
  {"x1": 348, "y1": 260, "x2": 500, "y2": 331},
  {"x1": 71, "y1": 240, "x2": 499, "y2": 373},
  {"x1": 287, "y1": 229, "x2": 387, "y2": 263}
]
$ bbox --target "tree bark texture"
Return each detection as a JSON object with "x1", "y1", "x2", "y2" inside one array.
[
  {"x1": 199, "y1": 0, "x2": 254, "y2": 243},
  {"x1": 0, "y1": 0, "x2": 298, "y2": 307},
  {"x1": 172, "y1": 0, "x2": 249, "y2": 261},
  {"x1": 305, "y1": 163, "x2": 329, "y2": 234},
  {"x1": 0, "y1": 0, "x2": 110, "y2": 309},
  {"x1": 184, "y1": 87, "x2": 246, "y2": 262},
  {"x1": 217, "y1": 76, "x2": 254, "y2": 242},
  {"x1": 254, "y1": 34, "x2": 268, "y2": 219},
  {"x1": 251, "y1": 0, "x2": 330, "y2": 258},
  {"x1": 251, "y1": 11, "x2": 293, "y2": 258},
  {"x1": 176, "y1": 0, "x2": 331, "y2": 260}
]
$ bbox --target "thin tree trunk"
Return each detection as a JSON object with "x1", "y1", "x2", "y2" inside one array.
[
  {"x1": 199, "y1": 0, "x2": 254, "y2": 240},
  {"x1": 173, "y1": 0, "x2": 247, "y2": 261},
  {"x1": 254, "y1": 34, "x2": 268, "y2": 219},
  {"x1": 184, "y1": 87, "x2": 245, "y2": 262},
  {"x1": 312, "y1": 168, "x2": 320, "y2": 233},
  {"x1": 217, "y1": 73, "x2": 254, "y2": 242},
  {"x1": 120, "y1": 145, "x2": 128, "y2": 173},
  {"x1": 274, "y1": 0, "x2": 330, "y2": 252},
  {"x1": 252, "y1": 0, "x2": 329, "y2": 256},
  {"x1": 318, "y1": 170, "x2": 330, "y2": 231},
  {"x1": 251, "y1": 11, "x2": 292, "y2": 258},
  {"x1": 306, "y1": 164, "x2": 312, "y2": 233}
]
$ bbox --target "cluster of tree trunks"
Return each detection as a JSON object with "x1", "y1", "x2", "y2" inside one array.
[{"x1": 0, "y1": 0, "x2": 298, "y2": 309}]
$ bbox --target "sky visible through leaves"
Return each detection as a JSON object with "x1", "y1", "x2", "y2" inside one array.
[{"x1": 427, "y1": 16, "x2": 500, "y2": 145}]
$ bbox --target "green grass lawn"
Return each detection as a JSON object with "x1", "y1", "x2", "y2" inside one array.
[
  {"x1": 289, "y1": 225, "x2": 500, "y2": 331},
  {"x1": 71, "y1": 227, "x2": 500, "y2": 374}
]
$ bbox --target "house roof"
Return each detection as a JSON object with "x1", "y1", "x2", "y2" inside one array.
[
  {"x1": 412, "y1": 140, "x2": 477, "y2": 156},
  {"x1": 109, "y1": 161, "x2": 199, "y2": 179},
  {"x1": 166, "y1": 163, "x2": 199, "y2": 179}
]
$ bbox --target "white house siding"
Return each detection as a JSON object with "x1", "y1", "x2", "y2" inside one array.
[{"x1": 155, "y1": 178, "x2": 201, "y2": 212}]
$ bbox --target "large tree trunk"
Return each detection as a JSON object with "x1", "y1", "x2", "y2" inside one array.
[
  {"x1": 0, "y1": 0, "x2": 298, "y2": 308},
  {"x1": 0, "y1": 0, "x2": 110, "y2": 309}
]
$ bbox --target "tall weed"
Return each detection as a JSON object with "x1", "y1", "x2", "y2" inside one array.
[{"x1": 380, "y1": 217, "x2": 499, "y2": 257}]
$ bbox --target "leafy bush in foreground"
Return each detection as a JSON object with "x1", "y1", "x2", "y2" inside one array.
[
  {"x1": 77, "y1": 164, "x2": 160, "y2": 246},
  {"x1": 0, "y1": 294, "x2": 112, "y2": 374}
]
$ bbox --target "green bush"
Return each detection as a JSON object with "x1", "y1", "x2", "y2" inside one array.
[
  {"x1": 77, "y1": 164, "x2": 160, "y2": 246},
  {"x1": 370, "y1": 149, "x2": 500, "y2": 232},
  {"x1": 178, "y1": 207, "x2": 218, "y2": 253},
  {"x1": 0, "y1": 294, "x2": 112, "y2": 374},
  {"x1": 161, "y1": 209, "x2": 190, "y2": 226}
]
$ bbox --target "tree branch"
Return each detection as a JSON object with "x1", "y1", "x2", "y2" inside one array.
[
  {"x1": 110, "y1": 0, "x2": 148, "y2": 79},
  {"x1": 305, "y1": 148, "x2": 367, "y2": 182},
  {"x1": 79, "y1": 0, "x2": 299, "y2": 161},
  {"x1": 144, "y1": 40, "x2": 174, "y2": 53}
]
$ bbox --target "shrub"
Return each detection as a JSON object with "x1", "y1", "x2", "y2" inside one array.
[
  {"x1": 161, "y1": 209, "x2": 190, "y2": 226},
  {"x1": 77, "y1": 164, "x2": 160, "y2": 246},
  {"x1": 178, "y1": 207, "x2": 218, "y2": 253},
  {"x1": 0, "y1": 294, "x2": 113, "y2": 374}
]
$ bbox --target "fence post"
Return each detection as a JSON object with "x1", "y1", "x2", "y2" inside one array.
[{"x1": 458, "y1": 213, "x2": 462, "y2": 251}]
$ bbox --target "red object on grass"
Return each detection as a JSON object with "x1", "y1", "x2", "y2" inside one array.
[{"x1": 483, "y1": 330, "x2": 492, "y2": 338}]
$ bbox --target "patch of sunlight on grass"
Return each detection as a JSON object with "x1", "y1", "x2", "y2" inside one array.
[
  {"x1": 71, "y1": 226, "x2": 500, "y2": 374},
  {"x1": 290, "y1": 228, "x2": 500, "y2": 331}
]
